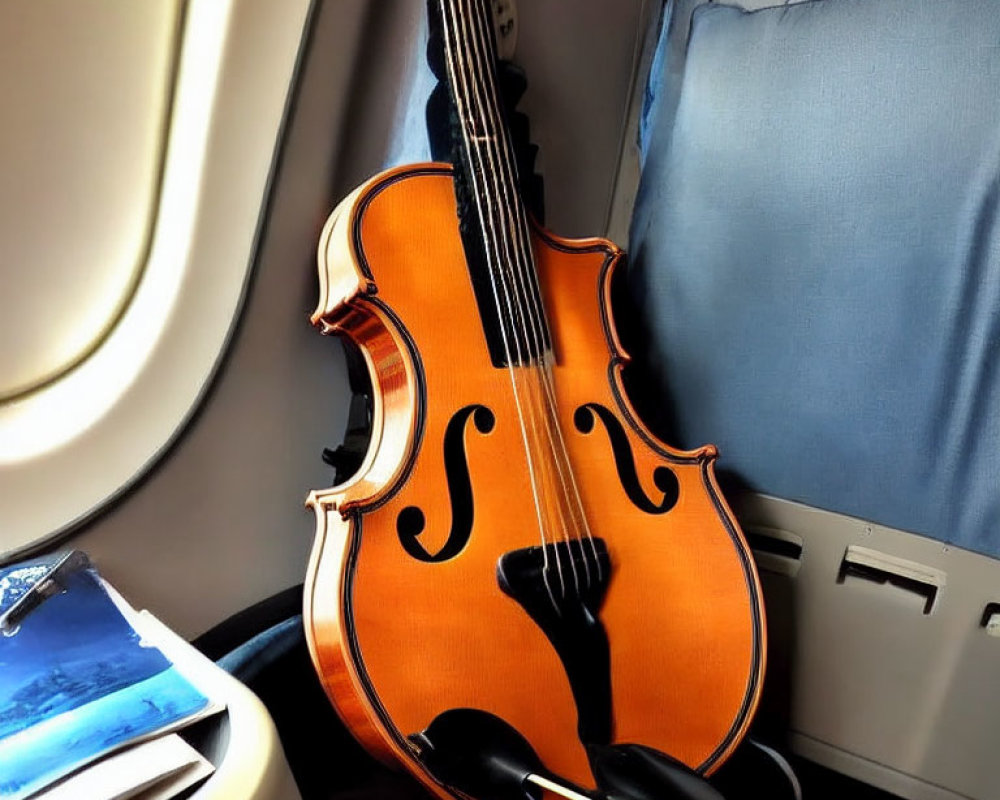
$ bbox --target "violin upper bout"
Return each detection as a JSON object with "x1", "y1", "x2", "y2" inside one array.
[{"x1": 312, "y1": 180, "x2": 378, "y2": 330}]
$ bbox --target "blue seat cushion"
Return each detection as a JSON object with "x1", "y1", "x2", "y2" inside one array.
[{"x1": 629, "y1": 0, "x2": 1000, "y2": 557}]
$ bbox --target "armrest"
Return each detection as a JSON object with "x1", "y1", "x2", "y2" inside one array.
[{"x1": 136, "y1": 612, "x2": 301, "y2": 800}]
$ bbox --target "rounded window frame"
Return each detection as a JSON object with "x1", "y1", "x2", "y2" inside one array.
[{"x1": 0, "y1": 0, "x2": 314, "y2": 560}]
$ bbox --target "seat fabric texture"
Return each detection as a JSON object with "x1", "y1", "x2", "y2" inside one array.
[{"x1": 629, "y1": 0, "x2": 1000, "y2": 557}]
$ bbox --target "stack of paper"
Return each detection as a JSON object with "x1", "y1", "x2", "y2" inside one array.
[{"x1": 0, "y1": 552, "x2": 224, "y2": 800}]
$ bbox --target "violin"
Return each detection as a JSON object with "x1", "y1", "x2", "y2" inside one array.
[{"x1": 303, "y1": 1, "x2": 765, "y2": 797}]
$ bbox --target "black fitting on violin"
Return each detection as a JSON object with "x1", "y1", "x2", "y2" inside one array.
[
  {"x1": 497, "y1": 539, "x2": 613, "y2": 746},
  {"x1": 411, "y1": 708, "x2": 561, "y2": 800},
  {"x1": 411, "y1": 709, "x2": 729, "y2": 800},
  {"x1": 587, "y1": 743, "x2": 727, "y2": 800}
]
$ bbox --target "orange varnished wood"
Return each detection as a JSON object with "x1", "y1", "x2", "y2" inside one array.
[{"x1": 304, "y1": 164, "x2": 766, "y2": 798}]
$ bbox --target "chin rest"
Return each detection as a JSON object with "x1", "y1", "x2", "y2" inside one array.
[{"x1": 410, "y1": 708, "x2": 725, "y2": 800}]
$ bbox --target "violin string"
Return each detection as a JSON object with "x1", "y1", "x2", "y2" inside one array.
[
  {"x1": 446, "y1": 0, "x2": 571, "y2": 598},
  {"x1": 440, "y1": 0, "x2": 565, "y2": 605},
  {"x1": 459, "y1": 0, "x2": 597, "y2": 589},
  {"x1": 467, "y1": 0, "x2": 603, "y2": 585},
  {"x1": 456, "y1": 0, "x2": 585, "y2": 596},
  {"x1": 461, "y1": 0, "x2": 602, "y2": 584},
  {"x1": 465, "y1": 0, "x2": 599, "y2": 593},
  {"x1": 448, "y1": 0, "x2": 574, "y2": 602},
  {"x1": 459, "y1": 0, "x2": 593, "y2": 594}
]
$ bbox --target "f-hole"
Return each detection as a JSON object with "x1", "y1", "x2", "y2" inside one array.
[
  {"x1": 397, "y1": 404, "x2": 495, "y2": 563},
  {"x1": 574, "y1": 403, "x2": 679, "y2": 515}
]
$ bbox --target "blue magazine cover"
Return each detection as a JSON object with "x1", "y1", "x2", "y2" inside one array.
[{"x1": 0, "y1": 553, "x2": 215, "y2": 799}]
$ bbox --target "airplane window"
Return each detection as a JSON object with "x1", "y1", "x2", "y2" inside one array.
[
  {"x1": 0, "y1": 0, "x2": 313, "y2": 558},
  {"x1": 0, "y1": 1, "x2": 181, "y2": 401}
]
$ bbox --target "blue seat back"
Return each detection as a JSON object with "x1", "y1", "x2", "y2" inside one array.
[{"x1": 630, "y1": 0, "x2": 1000, "y2": 557}]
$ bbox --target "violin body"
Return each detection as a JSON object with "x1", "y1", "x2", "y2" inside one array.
[{"x1": 304, "y1": 163, "x2": 765, "y2": 797}]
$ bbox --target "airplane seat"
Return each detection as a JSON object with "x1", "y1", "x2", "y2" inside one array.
[{"x1": 626, "y1": 1, "x2": 1000, "y2": 798}]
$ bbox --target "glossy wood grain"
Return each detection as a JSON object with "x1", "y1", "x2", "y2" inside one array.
[{"x1": 304, "y1": 164, "x2": 765, "y2": 798}]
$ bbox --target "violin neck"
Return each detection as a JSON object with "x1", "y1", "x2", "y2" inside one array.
[{"x1": 434, "y1": 0, "x2": 552, "y2": 367}]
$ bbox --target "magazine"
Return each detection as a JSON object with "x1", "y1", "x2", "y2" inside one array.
[
  {"x1": 0, "y1": 552, "x2": 221, "y2": 799},
  {"x1": 33, "y1": 734, "x2": 214, "y2": 800}
]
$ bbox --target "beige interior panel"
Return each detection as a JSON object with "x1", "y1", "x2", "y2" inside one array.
[
  {"x1": 739, "y1": 493, "x2": 1000, "y2": 800},
  {"x1": 0, "y1": 1, "x2": 181, "y2": 399},
  {"x1": 514, "y1": 0, "x2": 653, "y2": 239}
]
